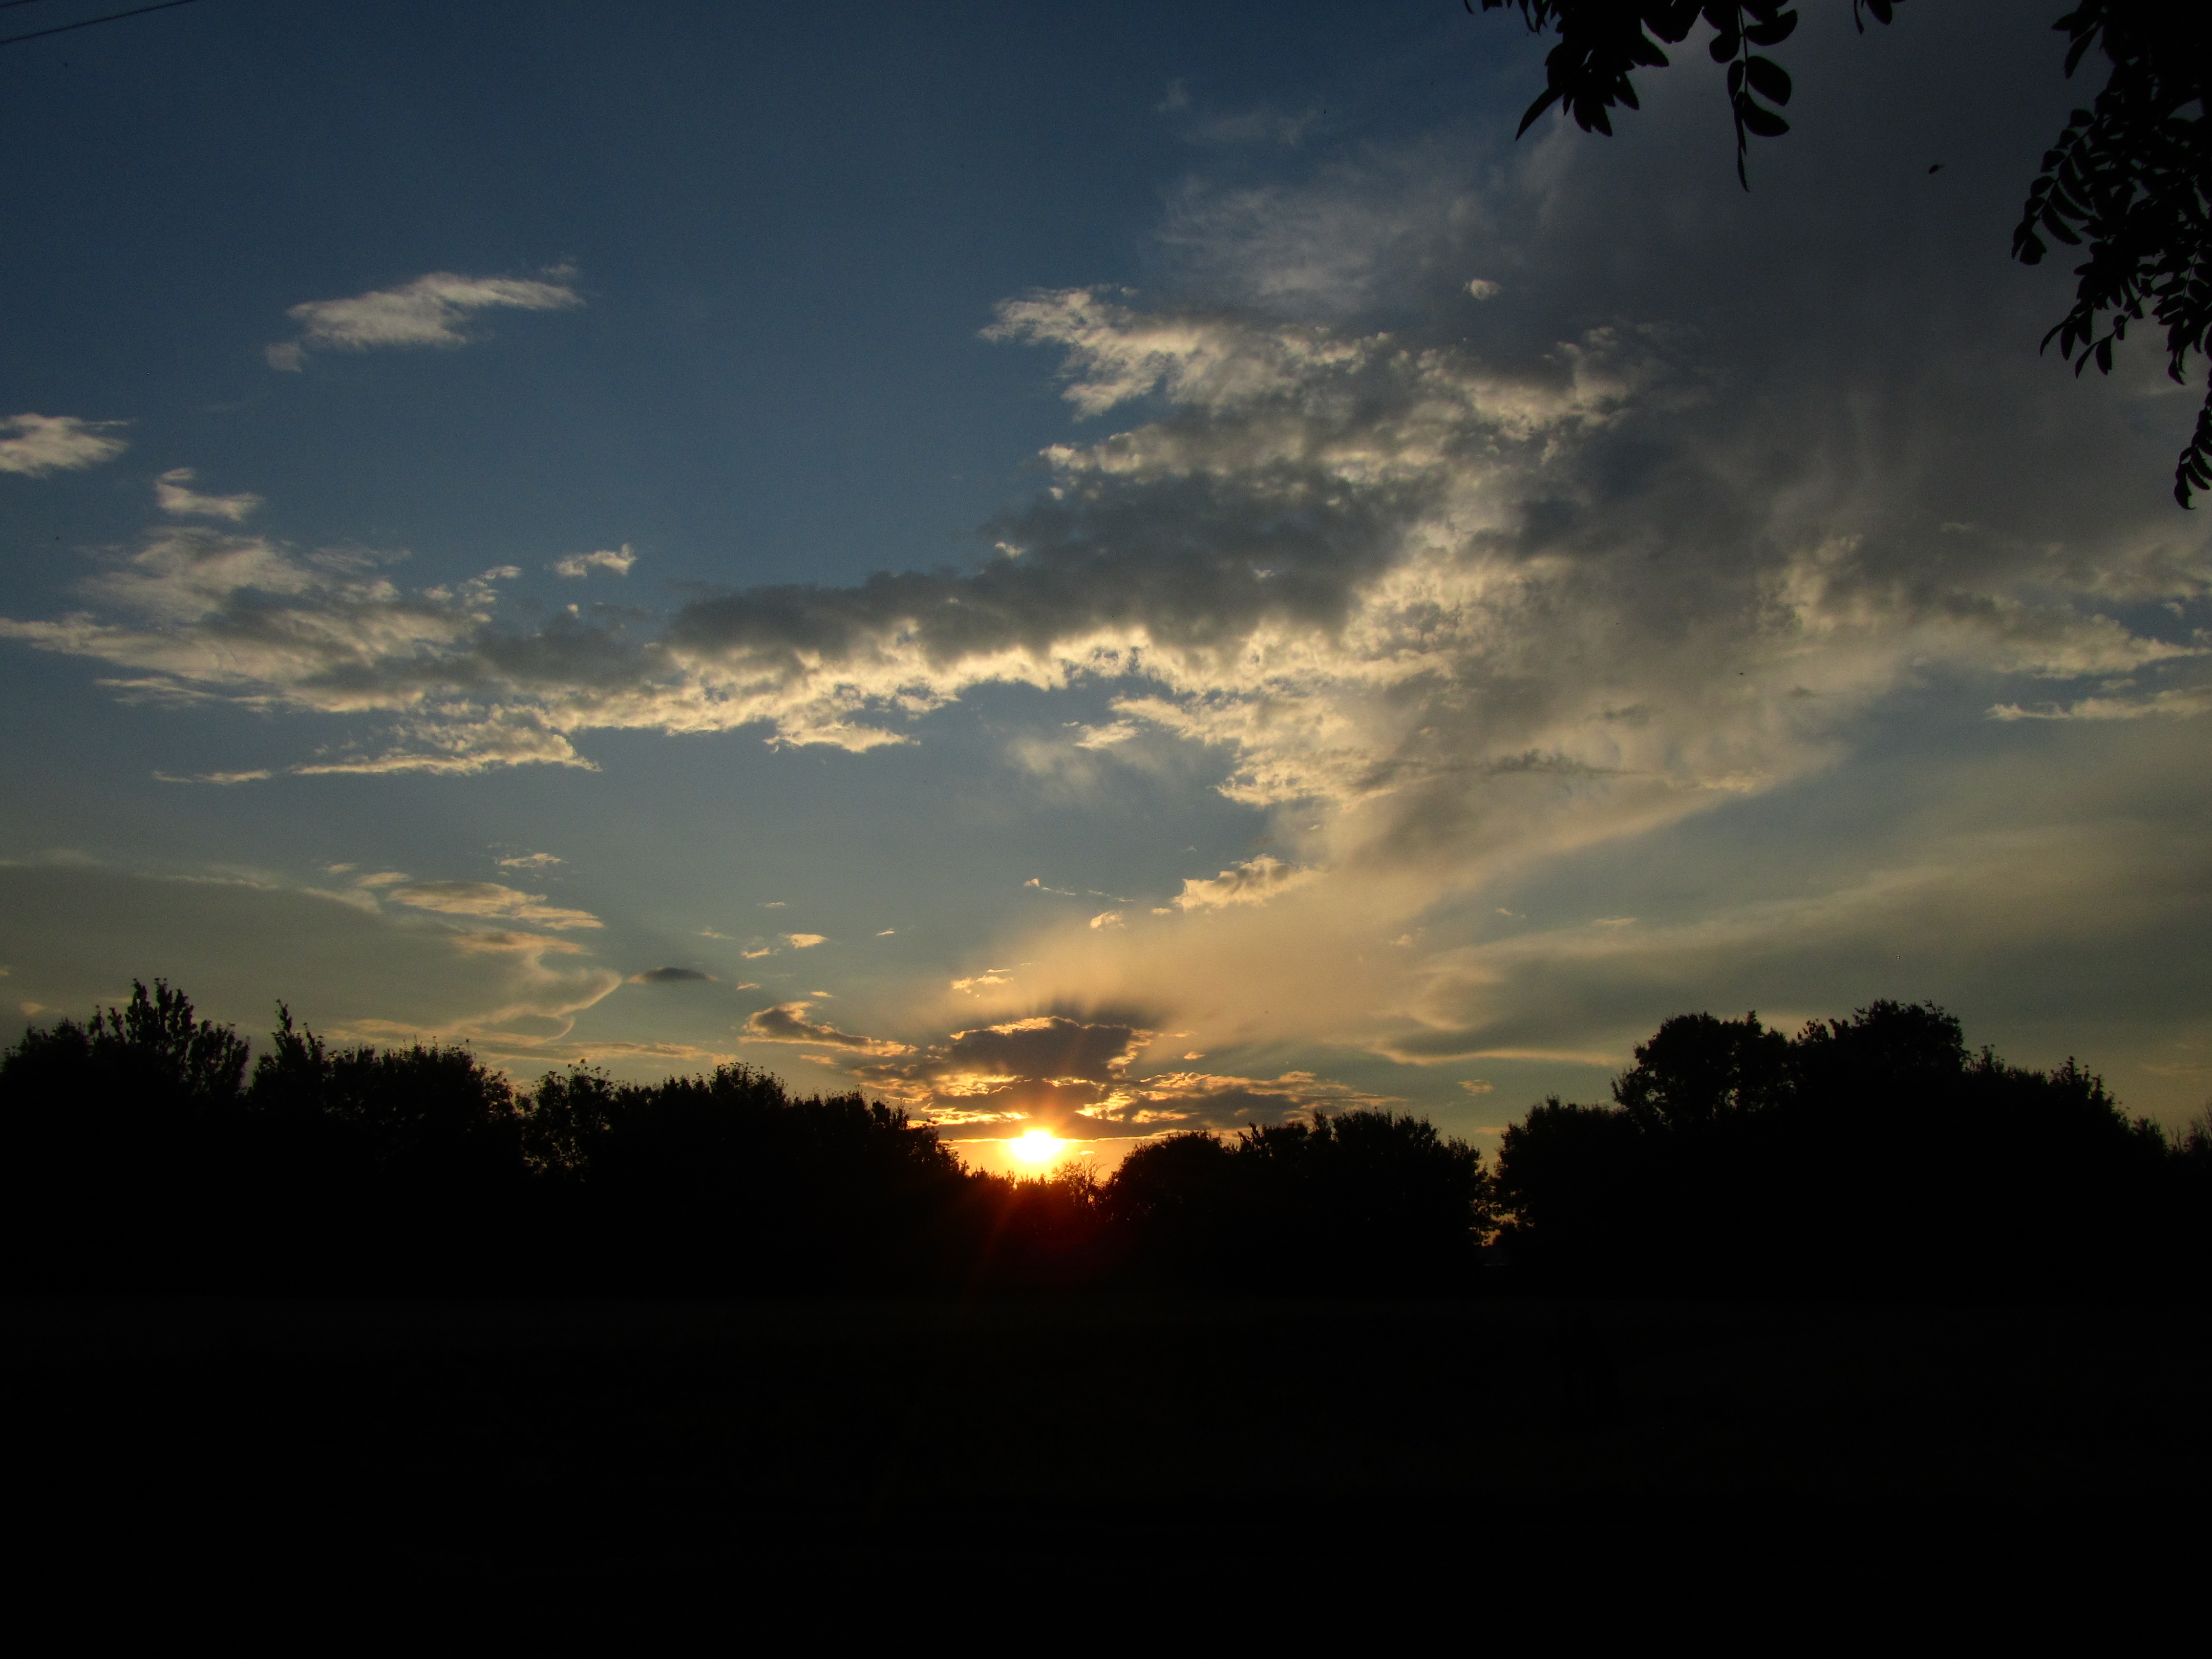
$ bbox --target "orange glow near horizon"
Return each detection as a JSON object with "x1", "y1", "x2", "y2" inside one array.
[{"x1": 1009, "y1": 1129, "x2": 1064, "y2": 1165}]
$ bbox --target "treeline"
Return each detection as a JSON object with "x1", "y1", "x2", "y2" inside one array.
[
  {"x1": 2, "y1": 983, "x2": 2206, "y2": 1296},
  {"x1": 1493, "y1": 1003, "x2": 2212, "y2": 1293},
  {"x1": 0, "y1": 982, "x2": 1480, "y2": 1294}
]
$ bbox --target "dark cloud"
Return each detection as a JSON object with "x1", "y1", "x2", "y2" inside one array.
[
  {"x1": 742, "y1": 1001, "x2": 909, "y2": 1056},
  {"x1": 628, "y1": 966, "x2": 713, "y2": 984}
]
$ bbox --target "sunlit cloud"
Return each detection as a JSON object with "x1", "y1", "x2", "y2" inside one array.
[
  {"x1": 377, "y1": 879, "x2": 602, "y2": 930},
  {"x1": 266, "y1": 268, "x2": 582, "y2": 370},
  {"x1": 840, "y1": 1007, "x2": 1389, "y2": 1137},
  {"x1": 0, "y1": 413, "x2": 127, "y2": 476},
  {"x1": 1172, "y1": 855, "x2": 1313, "y2": 911},
  {"x1": 551, "y1": 544, "x2": 636, "y2": 579},
  {"x1": 0, "y1": 861, "x2": 623, "y2": 1059},
  {"x1": 741, "y1": 999, "x2": 910, "y2": 1056},
  {"x1": 155, "y1": 467, "x2": 261, "y2": 522}
]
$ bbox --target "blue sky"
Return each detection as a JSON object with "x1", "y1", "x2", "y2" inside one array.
[{"x1": 4, "y1": 1, "x2": 2207, "y2": 1166}]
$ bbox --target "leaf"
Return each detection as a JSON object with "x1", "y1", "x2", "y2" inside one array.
[
  {"x1": 1740, "y1": 102, "x2": 1789, "y2": 138},
  {"x1": 1709, "y1": 29, "x2": 1738, "y2": 64},
  {"x1": 1515, "y1": 87, "x2": 1563, "y2": 137},
  {"x1": 1745, "y1": 14, "x2": 1798, "y2": 47},
  {"x1": 1745, "y1": 56, "x2": 1791, "y2": 104}
]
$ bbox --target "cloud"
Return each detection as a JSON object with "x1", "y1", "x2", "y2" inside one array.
[
  {"x1": 551, "y1": 544, "x2": 636, "y2": 579},
  {"x1": 377, "y1": 880, "x2": 602, "y2": 930},
  {"x1": 7, "y1": 20, "x2": 2212, "y2": 1110},
  {"x1": 1989, "y1": 685, "x2": 2212, "y2": 722},
  {"x1": 0, "y1": 413, "x2": 127, "y2": 476},
  {"x1": 1093, "y1": 1068, "x2": 1396, "y2": 1132},
  {"x1": 14, "y1": 261, "x2": 2195, "y2": 797},
  {"x1": 0, "y1": 861, "x2": 621, "y2": 1060},
  {"x1": 497, "y1": 852, "x2": 562, "y2": 870},
  {"x1": 267, "y1": 269, "x2": 582, "y2": 368},
  {"x1": 1172, "y1": 855, "x2": 1313, "y2": 912},
  {"x1": 853, "y1": 1013, "x2": 1151, "y2": 1126},
  {"x1": 629, "y1": 966, "x2": 714, "y2": 984},
  {"x1": 741, "y1": 1000, "x2": 910, "y2": 1056},
  {"x1": 1088, "y1": 911, "x2": 1122, "y2": 929},
  {"x1": 842, "y1": 1008, "x2": 1388, "y2": 1137},
  {"x1": 783, "y1": 932, "x2": 826, "y2": 949},
  {"x1": 153, "y1": 768, "x2": 273, "y2": 785},
  {"x1": 155, "y1": 468, "x2": 261, "y2": 522}
]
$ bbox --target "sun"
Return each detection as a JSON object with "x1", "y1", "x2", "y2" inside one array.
[{"x1": 1009, "y1": 1129, "x2": 1064, "y2": 1166}]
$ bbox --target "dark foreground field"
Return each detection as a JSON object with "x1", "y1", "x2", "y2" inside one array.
[{"x1": 7, "y1": 1293, "x2": 2209, "y2": 1593}]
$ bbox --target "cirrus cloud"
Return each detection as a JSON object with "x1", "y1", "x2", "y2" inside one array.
[{"x1": 266, "y1": 269, "x2": 582, "y2": 370}]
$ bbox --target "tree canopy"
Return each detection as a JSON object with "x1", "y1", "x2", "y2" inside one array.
[
  {"x1": 1477, "y1": 2, "x2": 2212, "y2": 507},
  {"x1": 3, "y1": 978, "x2": 2207, "y2": 1297}
]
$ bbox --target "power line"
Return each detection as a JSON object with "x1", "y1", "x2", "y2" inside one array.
[{"x1": 0, "y1": 0, "x2": 202, "y2": 50}]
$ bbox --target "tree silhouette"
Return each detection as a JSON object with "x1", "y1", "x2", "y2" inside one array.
[
  {"x1": 1475, "y1": 3, "x2": 2212, "y2": 506},
  {"x1": 2, "y1": 979, "x2": 2203, "y2": 1298},
  {"x1": 1494, "y1": 996, "x2": 2205, "y2": 1293}
]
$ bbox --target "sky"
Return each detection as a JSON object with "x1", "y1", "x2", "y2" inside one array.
[{"x1": 3, "y1": 1, "x2": 2207, "y2": 1169}]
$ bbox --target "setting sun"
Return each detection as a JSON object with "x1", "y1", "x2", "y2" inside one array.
[{"x1": 1009, "y1": 1130, "x2": 1064, "y2": 1166}]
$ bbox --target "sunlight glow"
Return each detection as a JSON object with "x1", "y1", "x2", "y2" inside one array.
[{"x1": 1009, "y1": 1129, "x2": 1064, "y2": 1165}]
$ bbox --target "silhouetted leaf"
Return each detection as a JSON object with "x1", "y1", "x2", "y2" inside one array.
[
  {"x1": 1745, "y1": 55, "x2": 1791, "y2": 104},
  {"x1": 1740, "y1": 102, "x2": 1788, "y2": 138}
]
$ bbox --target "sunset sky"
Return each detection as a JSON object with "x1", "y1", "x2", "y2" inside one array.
[{"x1": 4, "y1": 1, "x2": 2206, "y2": 1165}]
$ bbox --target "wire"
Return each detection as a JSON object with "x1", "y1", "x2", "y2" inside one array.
[{"x1": 0, "y1": 0, "x2": 201, "y2": 49}]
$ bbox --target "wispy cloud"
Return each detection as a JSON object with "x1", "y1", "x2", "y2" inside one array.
[
  {"x1": 551, "y1": 544, "x2": 636, "y2": 579},
  {"x1": 266, "y1": 269, "x2": 581, "y2": 370},
  {"x1": 741, "y1": 1000, "x2": 909, "y2": 1055},
  {"x1": 372, "y1": 878, "x2": 602, "y2": 930},
  {"x1": 0, "y1": 413, "x2": 127, "y2": 476},
  {"x1": 1990, "y1": 685, "x2": 2212, "y2": 722},
  {"x1": 1173, "y1": 855, "x2": 1313, "y2": 912},
  {"x1": 155, "y1": 467, "x2": 260, "y2": 522}
]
